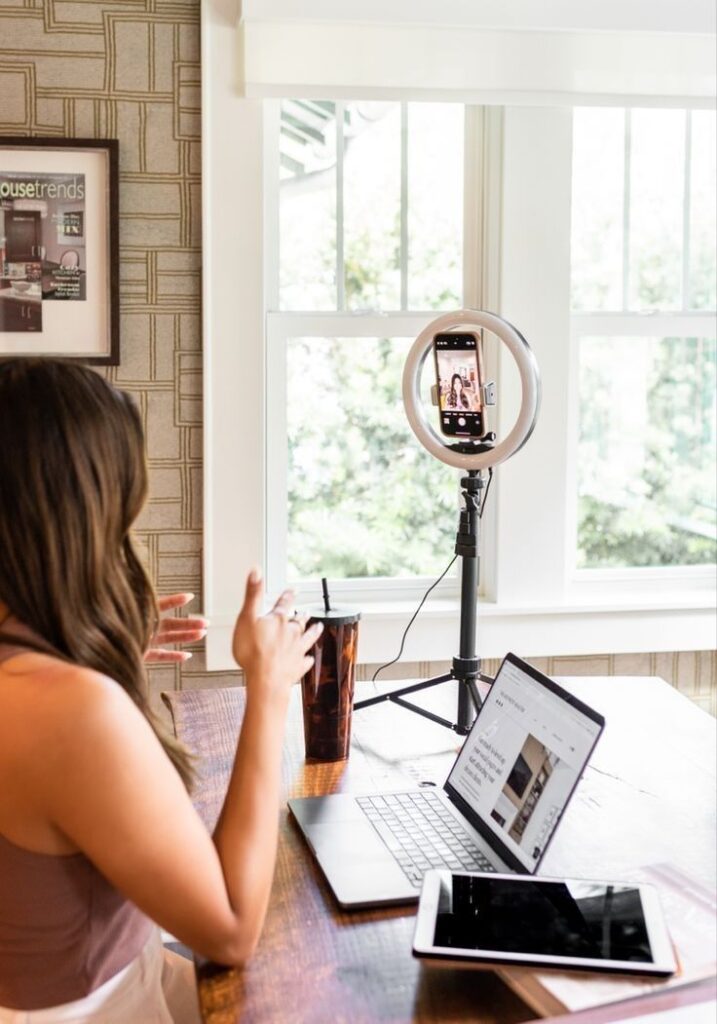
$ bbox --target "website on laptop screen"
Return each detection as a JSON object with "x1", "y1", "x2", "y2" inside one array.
[{"x1": 447, "y1": 658, "x2": 602, "y2": 871}]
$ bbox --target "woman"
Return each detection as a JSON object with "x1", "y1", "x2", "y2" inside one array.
[
  {"x1": 447, "y1": 372, "x2": 470, "y2": 410},
  {"x1": 0, "y1": 359, "x2": 322, "y2": 1023}
]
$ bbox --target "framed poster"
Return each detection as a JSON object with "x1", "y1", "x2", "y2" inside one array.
[{"x1": 0, "y1": 138, "x2": 119, "y2": 365}]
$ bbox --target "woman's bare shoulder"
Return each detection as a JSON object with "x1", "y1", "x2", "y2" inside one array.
[
  {"x1": 0, "y1": 653, "x2": 141, "y2": 758},
  {"x1": 0, "y1": 654, "x2": 167, "y2": 858},
  {"x1": 1, "y1": 651, "x2": 117, "y2": 700}
]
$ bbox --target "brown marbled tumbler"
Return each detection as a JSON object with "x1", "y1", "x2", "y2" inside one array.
[{"x1": 300, "y1": 608, "x2": 360, "y2": 761}]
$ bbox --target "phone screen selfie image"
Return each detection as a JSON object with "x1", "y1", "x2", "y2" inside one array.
[{"x1": 433, "y1": 332, "x2": 485, "y2": 438}]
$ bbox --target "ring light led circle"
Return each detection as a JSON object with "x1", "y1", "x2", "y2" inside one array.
[{"x1": 403, "y1": 309, "x2": 541, "y2": 472}]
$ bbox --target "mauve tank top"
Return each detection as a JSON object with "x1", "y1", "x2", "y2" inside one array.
[{"x1": 0, "y1": 642, "x2": 154, "y2": 1010}]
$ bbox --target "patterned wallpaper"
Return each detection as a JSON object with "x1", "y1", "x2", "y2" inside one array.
[
  {"x1": 1, "y1": 1, "x2": 714, "y2": 720},
  {"x1": 0, "y1": 0, "x2": 240, "y2": 713}
]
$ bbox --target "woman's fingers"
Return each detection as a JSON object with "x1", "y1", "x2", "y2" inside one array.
[
  {"x1": 270, "y1": 589, "x2": 295, "y2": 619},
  {"x1": 301, "y1": 621, "x2": 323, "y2": 652},
  {"x1": 144, "y1": 649, "x2": 193, "y2": 664},
  {"x1": 299, "y1": 655, "x2": 315, "y2": 676},
  {"x1": 153, "y1": 615, "x2": 208, "y2": 641},
  {"x1": 157, "y1": 615, "x2": 209, "y2": 632},
  {"x1": 240, "y1": 568, "x2": 264, "y2": 622},
  {"x1": 148, "y1": 594, "x2": 208, "y2": 659},
  {"x1": 152, "y1": 627, "x2": 207, "y2": 646},
  {"x1": 157, "y1": 592, "x2": 195, "y2": 613}
]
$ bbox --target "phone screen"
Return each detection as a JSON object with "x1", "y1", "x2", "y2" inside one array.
[{"x1": 433, "y1": 332, "x2": 485, "y2": 438}]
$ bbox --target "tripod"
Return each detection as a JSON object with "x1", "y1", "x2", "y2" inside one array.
[{"x1": 354, "y1": 455, "x2": 494, "y2": 735}]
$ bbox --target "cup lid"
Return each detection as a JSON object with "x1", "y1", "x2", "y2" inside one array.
[{"x1": 300, "y1": 606, "x2": 361, "y2": 625}]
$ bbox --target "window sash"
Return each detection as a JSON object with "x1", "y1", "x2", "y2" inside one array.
[
  {"x1": 566, "y1": 310, "x2": 717, "y2": 584},
  {"x1": 571, "y1": 108, "x2": 716, "y2": 317},
  {"x1": 275, "y1": 99, "x2": 464, "y2": 315},
  {"x1": 568, "y1": 103, "x2": 716, "y2": 583},
  {"x1": 265, "y1": 312, "x2": 467, "y2": 600}
]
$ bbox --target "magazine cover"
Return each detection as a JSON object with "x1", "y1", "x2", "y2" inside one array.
[{"x1": 0, "y1": 171, "x2": 87, "y2": 335}]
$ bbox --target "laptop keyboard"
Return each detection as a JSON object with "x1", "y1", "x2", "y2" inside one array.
[{"x1": 357, "y1": 791, "x2": 496, "y2": 888}]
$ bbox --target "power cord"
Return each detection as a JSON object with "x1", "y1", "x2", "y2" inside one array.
[
  {"x1": 371, "y1": 467, "x2": 494, "y2": 685},
  {"x1": 371, "y1": 553, "x2": 457, "y2": 685},
  {"x1": 480, "y1": 467, "x2": 493, "y2": 519}
]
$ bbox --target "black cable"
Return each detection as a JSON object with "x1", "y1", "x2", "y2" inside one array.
[
  {"x1": 371, "y1": 466, "x2": 496, "y2": 685},
  {"x1": 371, "y1": 554, "x2": 458, "y2": 685},
  {"x1": 480, "y1": 467, "x2": 493, "y2": 518}
]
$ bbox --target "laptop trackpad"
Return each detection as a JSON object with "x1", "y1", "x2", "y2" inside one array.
[{"x1": 305, "y1": 818, "x2": 417, "y2": 907}]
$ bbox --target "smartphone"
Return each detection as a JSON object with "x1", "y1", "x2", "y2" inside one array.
[{"x1": 433, "y1": 332, "x2": 485, "y2": 438}]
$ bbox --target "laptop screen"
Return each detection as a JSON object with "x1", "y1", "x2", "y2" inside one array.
[{"x1": 446, "y1": 654, "x2": 604, "y2": 872}]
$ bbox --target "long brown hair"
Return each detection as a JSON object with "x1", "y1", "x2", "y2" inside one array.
[{"x1": 0, "y1": 359, "x2": 193, "y2": 789}]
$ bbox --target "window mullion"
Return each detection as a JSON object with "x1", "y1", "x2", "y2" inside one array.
[
  {"x1": 265, "y1": 319, "x2": 289, "y2": 594},
  {"x1": 571, "y1": 312, "x2": 716, "y2": 337},
  {"x1": 682, "y1": 110, "x2": 692, "y2": 311},
  {"x1": 266, "y1": 311, "x2": 437, "y2": 337},
  {"x1": 336, "y1": 101, "x2": 345, "y2": 311},
  {"x1": 622, "y1": 108, "x2": 632, "y2": 312},
  {"x1": 400, "y1": 101, "x2": 408, "y2": 310},
  {"x1": 497, "y1": 106, "x2": 574, "y2": 606},
  {"x1": 263, "y1": 100, "x2": 281, "y2": 311}
]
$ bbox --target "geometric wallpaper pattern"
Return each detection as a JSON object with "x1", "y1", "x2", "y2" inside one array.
[
  {"x1": 0, "y1": 0, "x2": 240, "y2": 713},
  {"x1": 2, "y1": 1, "x2": 714, "y2": 719}
]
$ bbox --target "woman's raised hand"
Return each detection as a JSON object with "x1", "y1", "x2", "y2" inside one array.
[
  {"x1": 144, "y1": 593, "x2": 209, "y2": 663},
  {"x1": 232, "y1": 570, "x2": 323, "y2": 702}
]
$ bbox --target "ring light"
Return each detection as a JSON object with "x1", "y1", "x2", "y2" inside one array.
[
  {"x1": 355, "y1": 308, "x2": 541, "y2": 735},
  {"x1": 403, "y1": 309, "x2": 541, "y2": 472}
]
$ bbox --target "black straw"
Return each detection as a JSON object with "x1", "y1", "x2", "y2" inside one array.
[{"x1": 321, "y1": 577, "x2": 331, "y2": 614}]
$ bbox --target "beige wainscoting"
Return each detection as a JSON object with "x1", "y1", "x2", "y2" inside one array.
[
  {"x1": 146, "y1": 647, "x2": 717, "y2": 726},
  {"x1": 2, "y1": 5, "x2": 714, "y2": 721},
  {"x1": 356, "y1": 651, "x2": 717, "y2": 718}
]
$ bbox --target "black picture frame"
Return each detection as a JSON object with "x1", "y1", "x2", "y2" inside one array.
[{"x1": 0, "y1": 137, "x2": 119, "y2": 365}]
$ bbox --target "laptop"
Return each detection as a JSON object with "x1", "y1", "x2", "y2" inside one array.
[{"x1": 289, "y1": 653, "x2": 605, "y2": 909}]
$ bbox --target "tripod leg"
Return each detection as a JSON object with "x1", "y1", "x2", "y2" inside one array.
[
  {"x1": 456, "y1": 678, "x2": 482, "y2": 733},
  {"x1": 466, "y1": 678, "x2": 482, "y2": 713}
]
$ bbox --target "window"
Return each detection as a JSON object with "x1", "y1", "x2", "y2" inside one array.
[
  {"x1": 266, "y1": 101, "x2": 472, "y2": 594},
  {"x1": 265, "y1": 100, "x2": 716, "y2": 609},
  {"x1": 570, "y1": 108, "x2": 717, "y2": 572},
  {"x1": 198, "y1": 0, "x2": 712, "y2": 667}
]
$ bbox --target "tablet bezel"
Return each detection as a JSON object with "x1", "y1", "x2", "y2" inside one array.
[{"x1": 413, "y1": 870, "x2": 677, "y2": 977}]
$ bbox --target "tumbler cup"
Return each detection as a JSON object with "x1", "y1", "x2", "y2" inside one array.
[{"x1": 300, "y1": 607, "x2": 360, "y2": 761}]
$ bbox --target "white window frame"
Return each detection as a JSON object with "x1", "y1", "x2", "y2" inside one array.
[
  {"x1": 566, "y1": 313, "x2": 717, "y2": 599},
  {"x1": 565, "y1": 107, "x2": 717, "y2": 600},
  {"x1": 202, "y1": 6, "x2": 716, "y2": 671}
]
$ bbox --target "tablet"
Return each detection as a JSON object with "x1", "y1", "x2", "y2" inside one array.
[{"x1": 413, "y1": 871, "x2": 677, "y2": 977}]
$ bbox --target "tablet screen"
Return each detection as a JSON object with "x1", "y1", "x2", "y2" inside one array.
[{"x1": 433, "y1": 875, "x2": 653, "y2": 962}]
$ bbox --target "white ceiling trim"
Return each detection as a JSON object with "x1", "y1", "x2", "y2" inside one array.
[
  {"x1": 238, "y1": 20, "x2": 717, "y2": 105},
  {"x1": 241, "y1": 1, "x2": 716, "y2": 35}
]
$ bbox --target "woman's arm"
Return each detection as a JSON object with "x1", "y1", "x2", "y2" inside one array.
[
  {"x1": 211, "y1": 573, "x2": 316, "y2": 959},
  {"x1": 30, "y1": 571, "x2": 321, "y2": 966}
]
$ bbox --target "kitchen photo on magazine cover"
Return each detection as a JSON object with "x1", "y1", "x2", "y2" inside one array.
[{"x1": 0, "y1": 139, "x2": 118, "y2": 363}]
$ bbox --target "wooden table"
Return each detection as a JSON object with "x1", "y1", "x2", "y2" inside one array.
[{"x1": 197, "y1": 676, "x2": 716, "y2": 1023}]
